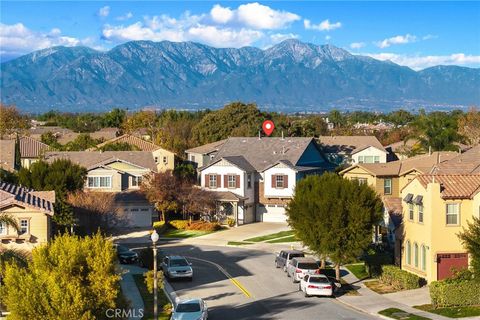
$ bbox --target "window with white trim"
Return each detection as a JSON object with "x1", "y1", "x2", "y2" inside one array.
[
  {"x1": 446, "y1": 203, "x2": 459, "y2": 225},
  {"x1": 358, "y1": 155, "x2": 380, "y2": 164},
  {"x1": 247, "y1": 174, "x2": 252, "y2": 189},
  {"x1": 0, "y1": 222, "x2": 6, "y2": 235},
  {"x1": 275, "y1": 175, "x2": 284, "y2": 188},
  {"x1": 418, "y1": 204, "x2": 424, "y2": 223},
  {"x1": 209, "y1": 175, "x2": 217, "y2": 188},
  {"x1": 421, "y1": 245, "x2": 427, "y2": 271},
  {"x1": 384, "y1": 178, "x2": 392, "y2": 195},
  {"x1": 87, "y1": 176, "x2": 112, "y2": 188},
  {"x1": 20, "y1": 219, "x2": 29, "y2": 234},
  {"x1": 409, "y1": 203, "x2": 414, "y2": 220},
  {"x1": 406, "y1": 240, "x2": 411, "y2": 265},
  {"x1": 227, "y1": 175, "x2": 236, "y2": 188},
  {"x1": 132, "y1": 175, "x2": 143, "y2": 187},
  {"x1": 414, "y1": 243, "x2": 419, "y2": 268}
]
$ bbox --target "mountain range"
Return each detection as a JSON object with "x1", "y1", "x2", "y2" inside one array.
[{"x1": 1, "y1": 39, "x2": 479, "y2": 113}]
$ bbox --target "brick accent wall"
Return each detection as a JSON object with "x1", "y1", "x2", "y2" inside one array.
[{"x1": 258, "y1": 182, "x2": 291, "y2": 205}]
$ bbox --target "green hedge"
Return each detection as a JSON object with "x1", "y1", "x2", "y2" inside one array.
[
  {"x1": 430, "y1": 280, "x2": 480, "y2": 307},
  {"x1": 169, "y1": 220, "x2": 190, "y2": 230},
  {"x1": 379, "y1": 265, "x2": 425, "y2": 290},
  {"x1": 155, "y1": 220, "x2": 222, "y2": 232},
  {"x1": 364, "y1": 252, "x2": 393, "y2": 277}
]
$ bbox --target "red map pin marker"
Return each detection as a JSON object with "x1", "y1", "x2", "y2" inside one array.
[{"x1": 262, "y1": 120, "x2": 275, "y2": 136}]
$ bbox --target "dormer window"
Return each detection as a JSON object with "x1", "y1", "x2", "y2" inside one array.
[{"x1": 276, "y1": 175, "x2": 284, "y2": 188}]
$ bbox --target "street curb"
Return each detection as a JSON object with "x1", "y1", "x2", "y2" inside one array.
[
  {"x1": 163, "y1": 279, "x2": 178, "y2": 307},
  {"x1": 336, "y1": 297, "x2": 388, "y2": 320}
]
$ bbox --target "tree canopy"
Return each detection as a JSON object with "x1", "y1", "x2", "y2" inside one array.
[
  {"x1": 458, "y1": 216, "x2": 480, "y2": 278},
  {"x1": 0, "y1": 104, "x2": 29, "y2": 139},
  {"x1": 286, "y1": 173, "x2": 383, "y2": 280},
  {"x1": 413, "y1": 111, "x2": 464, "y2": 151}
]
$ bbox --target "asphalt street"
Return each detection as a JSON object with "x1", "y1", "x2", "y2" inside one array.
[{"x1": 156, "y1": 243, "x2": 379, "y2": 320}]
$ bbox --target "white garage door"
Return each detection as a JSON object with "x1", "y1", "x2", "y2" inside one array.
[
  {"x1": 256, "y1": 205, "x2": 287, "y2": 223},
  {"x1": 123, "y1": 208, "x2": 152, "y2": 227}
]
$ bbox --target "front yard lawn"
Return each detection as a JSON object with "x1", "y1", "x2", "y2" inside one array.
[
  {"x1": 379, "y1": 308, "x2": 431, "y2": 320},
  {"x1": 414, "y1": 304, "x2": 480, "y2": 318},
  {"x1": 227, "y1": 241, "x2": 253, "y2": 246},
  {"x1": 132, "y1": 274, "x2": 171, "y2": 320},
  {"x1": 265, "y1": 235, "x2": 299, "y2": 243},
  {"x1": 244, "y1": 230, "x2": 294, "y2": 242},
  {"x1": 161, "y1": 229, "x2": 213, "y2": 238},
  {"x1": 344, "y1": 263, "x2": 369, "y2": 280},
  {"x1": 364, "y1": 279, "x2": 399, "y2": 294}
]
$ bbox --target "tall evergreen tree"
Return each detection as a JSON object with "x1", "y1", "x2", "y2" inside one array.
[
  {"x1": 14, "y1": 134, "x2": 21, "y2": 170},
  {"x1": 458, "y1": 217, "x2": 480, "y2": 278},
  {"x1": 287, "y1": 173, "x2": 383, "y2": 280}
]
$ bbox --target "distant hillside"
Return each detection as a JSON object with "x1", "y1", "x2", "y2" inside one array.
[{"x1": 1, "y1": 39, "x2": 479, "y2": 112}]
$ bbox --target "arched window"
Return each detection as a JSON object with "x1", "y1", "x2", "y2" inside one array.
[
  {"x1": 406, "y1": 240, "x2": 411, "y2": 265},
  {"x1": 414, "y1": 243, "x2": 419, "y2": 268},
  {"x1": 421, "y1": 245, "x2": 427, "y2": 271}
]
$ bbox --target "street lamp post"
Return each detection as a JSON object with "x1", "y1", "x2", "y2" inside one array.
[{"x1": 151, "y1": 229, "x2": 159, "y2": 320}]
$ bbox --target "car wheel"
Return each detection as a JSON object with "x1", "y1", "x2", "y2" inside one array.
[
  {"x1": 287, "y1": 271, "x2": 290, "y2": 277},
  {"x1": 283, "y1": 265, "x2": 287, "y2": 272},
  {"x1": 188, "y1": 277, "x2": 193, "y2": 282},
  {"x1": 275, "y1": 261, "x2": 280, "y2": 268},
  {"x1": 292, "y1": 276, "x2": 296, "y2": 283},
  {"x1": 298, "y1": 284, "x2": 302, "y2": 291},
  {"x1": 304, "y1": 291, "x2": 310, "y2": 298}
]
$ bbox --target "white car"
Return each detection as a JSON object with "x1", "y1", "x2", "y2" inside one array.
[
  {"x1": 299, "y1": 274, "x2": 334, "y2": 297},
  {"x1": 171, "y1": 298, "x2": 208, "y2": 320},
  {"x1": 286, "y1": 257, "x2": 320, "y2": 283}
]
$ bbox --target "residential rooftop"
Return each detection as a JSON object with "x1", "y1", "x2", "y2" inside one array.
[
  {"x1": 0, "y1": 181, "x2": 55, "y2": 215},
  {"x1": 430, "y1": 144, "x2": 480, "y2": 174},
  {"x1": 318, "y1": 135, "x2": 386, "y2": 154},
  {"x1": 415, "y1": 174, "x2": 480, "y2": 199}
]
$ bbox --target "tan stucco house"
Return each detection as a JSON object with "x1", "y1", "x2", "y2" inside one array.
[{"x1": 0, "y1": 182, "x2": 55, "y2": 249}]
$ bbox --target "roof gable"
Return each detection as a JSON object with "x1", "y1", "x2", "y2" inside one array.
[
  {"x1": 0, "y1": 182, "x2": 55, "y2": 215},
  {"x1": 416, "y1": 174, "x2": 480, "y2": 199}
]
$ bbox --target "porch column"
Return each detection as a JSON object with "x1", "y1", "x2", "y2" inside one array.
[{"x1": 234, "y1": 202, "x2": 238, "y2": 227}]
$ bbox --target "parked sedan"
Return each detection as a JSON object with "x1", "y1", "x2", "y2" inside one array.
[
  {"x1": 299, "y1": 274, "x2": 334, "y2": 297},
  {"x1": 171, "y1": 298, "x2": 208, "y2": 320},
  {"x1": 275, "y1": 250, "x2": 305, "y2": 272},
  {"x1": 115, "y1": 244, "x2": 138, "y2": 264},
  {"x1": 286, "y1": 257, "x2": 319, "y2": 283},
  {"x1": 161, "y1": 255, "x2": 193, "y2": 281}
]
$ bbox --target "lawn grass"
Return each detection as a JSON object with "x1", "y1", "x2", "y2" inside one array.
[
  {"x1": 265, "y1": 235, "x2": 299, "y2": 243},
  {"x1": 378, "y1": 308, "x2": 431, "y2": 320},
  {"x1": 344, "y1": 263, "x2": 369, "y2": 280},
  {"x1": 132, "y1": 274, "x2": 171, "y2": 320},
  {"x1": 364, "y1": 279, "x2": 399, "y2": 294},
  {"x1": 414, "y1": 304, "x2": 480, "y2": 318},
  {"x1": 227, "y1": 241, "x2": 253, "y2": 246},
  {"x1": 160, "y1": 229, "x2": 213, "y2": 238},
  {"x1": 244, "y1": 230, "x2": 294, "y2": 242}
]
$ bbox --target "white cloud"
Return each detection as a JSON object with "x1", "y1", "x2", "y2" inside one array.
[
  {"x1": 0, "y1": 23, "x2": 82, "y2": 58},
  {"x1": 116, "y1": 12, "x2": 133, "y2": 21},
  {"x1": 376, "y1": 34, "x2": 417, "y2": 48},
  {"x1": 422, "y1": 34, "x2": 438, "y2": 40},
  {"x1": 210, "y1": 4, "x2": 234, "y2": 24},
  {"x1": 364, "y1": 52, "x2": 480, "y2": 70},
  {"x1": 269, "y1": 33, "x2": 299, "y2": 43},
  {"x1": 189, "y1": 26, "x2": 263, "y2": 47},
  {"x1": 236, "y1": 3, "x2": 300, "y2": 29},
  {"x1": 350, "y1": 42, "x2": 366, "y2": 49},
  {"x1": 304, "y1": 19, "x2": 341, "y2": 31},
  {"x1": 325, "y1": 35, "x2": 331, "y2": 41},
  {"x1": 98, "y1": 6, "x2": 110, "y2": 18}
]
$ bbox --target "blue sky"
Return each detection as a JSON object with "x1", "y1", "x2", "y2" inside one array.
[{"x1": 1, "y1": 1, "x2": 479, "y2": 69}]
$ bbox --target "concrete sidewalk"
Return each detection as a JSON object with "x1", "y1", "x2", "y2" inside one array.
[{"x1": 119, "y1": 265, "x2": 147, "y2": 320}]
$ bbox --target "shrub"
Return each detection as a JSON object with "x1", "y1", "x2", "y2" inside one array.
[
  {"x1": 187, "y1": 221, "x2": 222, "y2": 231},
  {"x1": 430, "y1": 279, "x2": 480, "y2": 307},
  {"x1": 153, "y1": 221, "x2": 169, "y2": 234},
  {"x1": 379, "y1": 265, "x2": 425, "y2": 290},
  {"x1": 144, "y1": 270, "x2": 164, "y2": 294},
  {"x1": 364, "y1": 251, "x2": 393, "y2": 277},
  {"x1": 227, "y1": 218, "x2": 236, "y2": 227},
  {"x1": 169, "y1": 220, "x2": 190, "y2": 230}
]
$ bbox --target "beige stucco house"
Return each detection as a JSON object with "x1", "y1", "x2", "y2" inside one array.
[{"x1": 0, "y1": 182, "x2": 55, "y2": 249}]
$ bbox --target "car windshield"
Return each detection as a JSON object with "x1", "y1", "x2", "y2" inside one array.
[
  {"x1": 289, "y1": 253, "x2": 304, "y2": 259},
  {"x1": 298, "y1": 263, "x2": 318, "y2": 269},
  {"x1": 176, "y1": 302, "x2": 201, "y2": 313},
  {"x1": 309, "y1": 277, "x2": 330, "y2": 284},
  {"x1": 170, "y1": 259, "x2": 188, "y2": 267},
  {"x1": 116, "y1": 245, "x2": 129, "y2": 253}
]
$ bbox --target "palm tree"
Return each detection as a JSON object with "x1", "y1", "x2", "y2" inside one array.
[{"x1": 0, "y1": 214, "x2": 19, "y2": 233}]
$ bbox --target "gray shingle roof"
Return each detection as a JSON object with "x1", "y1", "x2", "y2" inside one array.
[
  {"x1": 20, "y1": 136, "x2": 51, "y2": 158},
  {"x1": 318, "y1": 136, "x2": 386, "y2": 154},
  {"x1": 44, "y1": 151, "x2": 157, "y2": 172},
  {"x1": 211, "y1": 137, "x2": 316, "y2": 171},
  {"x1": 430, "y1": 144, "x2": 480, "y2": 174},
  {"x1": 186, "y1": 139, "x2": 227, "y2": 155},
  {"x1": 0, "y1": 182, "x2": 55, "y2": 215}
]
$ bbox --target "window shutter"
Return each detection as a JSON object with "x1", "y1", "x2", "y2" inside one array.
[
  {"x1": 284, "y1": 175, "x2": 288, "y2": 188},
  {"x1": 205, "y1": 174, "x2": 209, "y2": 187},
  {"x1": 224, "y1": 175, "x2": 228, "y2": 188},
  {"x1": 271, "y1": 175, "x2": 276, "y2": 188},
  {"x1": 217, "y1": 174, "x2": 221, "y2": 188},
  {"x1": 236, "y1": 175, "x2": 240, "y2": 188}
]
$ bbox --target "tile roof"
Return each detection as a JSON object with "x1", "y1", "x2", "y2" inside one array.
[
  {"x1": 342, "y1": 151, "x2": 459, "y2": 176},
  {"x1": 20, "y1": 136, "x2": 51, "y2": 158},
  {"x1": 416, "y1": 174, "x2": 480, "y2": 199},
  {"x1": 211, "y1": 137, "x2": 317, "y2": 171},
  {"x1": 430, "y1": 144, "x2": 480, "y2": 174},
  {"x1": 210, "y1": 191, "x2": 246, "y2": 201},
  {"x1": 90, "y1": 134, "x2": 168, "y2": 152},
  {"x1": 0, "y1": 140, "x2": 15, "y2": 171},
  {"x1": 0, "y1": 181, "x2": 55, "y2": 215},
  {"x1": 44, "y1": 151, "x2": 158, "y2": 172},
  {"x1": 318, "y1": 136, "x2": 386, "y2": 154},
  {"x1": 186, "y1": 139, "x2": 227, "y2": 155}
]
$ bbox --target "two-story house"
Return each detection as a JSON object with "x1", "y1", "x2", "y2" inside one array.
[
  {"x1": 0, "y1": 181, "x2": 55, "y2": 249},
  {"x1": 185, "y1": 139, "x2": 227, "y2": 169},
  {"x1": 88, "y1": 134, "x2": 176, "y2": 172},
  {"x1": 400, "y1": 174, "x2": 480, "y2": 282},
  {"x1": 198, "y1": 137, "x2": 332, "y2": 224},
  {"x1": 44, "y1": 151, "x2": 158, "y2": 228},
  {"x1": 318, "y1": 136, "x2": 388, "y2": 166}
]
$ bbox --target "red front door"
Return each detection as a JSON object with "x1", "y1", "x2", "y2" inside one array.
[{"x1": 437, "y1": 253, "x2": 468, "y2": 280}]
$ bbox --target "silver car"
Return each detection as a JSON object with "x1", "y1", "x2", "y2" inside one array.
[
  {"x1": 286, "y1": 257, "x2": 319, "y2": 283},
  {"x1": 171, "y1": 298, "x2": 208, "y2": 320},
  {"x1": 161, "y1": 255, "x2": 193, "y2": 281}
]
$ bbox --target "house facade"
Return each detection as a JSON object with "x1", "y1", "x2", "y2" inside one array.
[
  {"x1": 198, "y1": 137, "x2": 332, "y2": 224},
  {"x1": 19, "y1": 136, "x2": 51, "y2": 169},
  {"x1": 45, "y1": 151, "x2": 158, "y2": 228},
  {"x1": 318, "y1": 136, "x2": 388, "y2": 166},
  {"x1": 0, "y1": 182, "x2": 55, "y2": 249},
  {"x1": 400, "y1": 174, "x2": 480, "y2": 283},
  {"x1": 186, "y1": 139, "x2": 227, "y2": 169}
]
